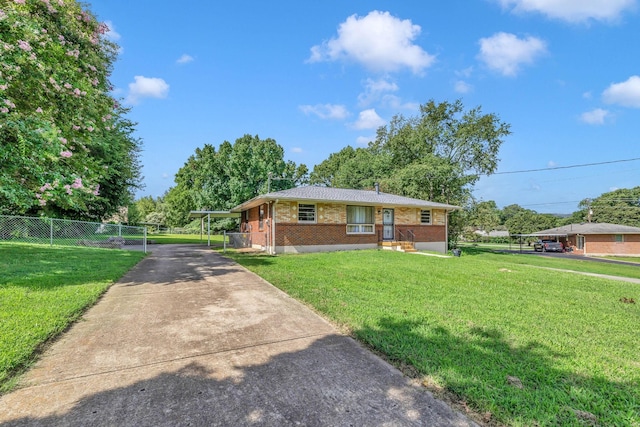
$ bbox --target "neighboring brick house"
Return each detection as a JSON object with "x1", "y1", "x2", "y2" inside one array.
[
  {"x1": 534, "y1": 223, "x2": 640, "y2": 256},
  {"x1": 230, "y1": 186, "x2": 459, "y2": 254}
]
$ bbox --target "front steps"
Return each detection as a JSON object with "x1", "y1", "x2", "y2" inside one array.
[{"x1": 379, "y1": 241, "x2": 416, "y2": 253}]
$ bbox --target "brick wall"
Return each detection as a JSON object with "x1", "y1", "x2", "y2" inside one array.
[
  {"x1": 394, "y1": 224, "x2": 446, "y2": 242},
  {"x1": 585, "y1": 234, "x2": 640, "y2": 255},
  {"x1": 275, "y1": 224, "x2": 378, "y2": 246}
]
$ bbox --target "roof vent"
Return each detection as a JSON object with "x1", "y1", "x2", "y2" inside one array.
[{"x1": 374, "y1": 182, "x2": 380, "y2": 194}]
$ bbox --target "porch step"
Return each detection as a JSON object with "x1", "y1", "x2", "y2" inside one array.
[{"x1": 379, "y1": 241, "x2": 416, "y2": 252}]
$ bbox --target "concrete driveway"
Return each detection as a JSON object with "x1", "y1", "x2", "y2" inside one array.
[{"x1": 0, "y1": 244, "x2": 476, "y2": 426}]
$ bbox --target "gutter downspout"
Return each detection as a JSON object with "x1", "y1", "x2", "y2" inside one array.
[
  {"x1": 272, "y1": 200, "x2": 278, "y2": 255},
  {"x1": 445, "y1": 209, "x2": 449, "y2": 254}
]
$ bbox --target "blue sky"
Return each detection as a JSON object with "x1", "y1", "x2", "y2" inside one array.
[{"x1": 86, "y1": 0, "x2": 639, "y2": 214}]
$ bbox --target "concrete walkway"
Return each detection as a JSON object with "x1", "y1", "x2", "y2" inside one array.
[{"x1": 0, "y1": 245, "x2": 476, "y2": 426}]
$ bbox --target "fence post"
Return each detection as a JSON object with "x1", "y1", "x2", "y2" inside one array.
[
  {"x1": 223, "y1": 230, "x2": 226, "y2": 253},
  {"x1": 50, "y1": 218, "x2": 54, "y2": 246},
  {"x1": 143, "y1": 227, "x2": 147, "y2": 254},
  {"x1": 118, "y1": 224, "x2": 122, "y2": 237}
]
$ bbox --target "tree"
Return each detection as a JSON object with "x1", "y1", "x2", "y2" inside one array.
[
  {"x1": 1, "y1": 0, "x2": 142, "y2": 219},
  {"x1": 164, "y1": 135, "x2": 308, "y2": 227},
  {"x1": 468, "y1": 200, "x2": 501, "y2": 237},
  {"x1": 587, "y1": 187, "x2": 640, "y2": 227}
]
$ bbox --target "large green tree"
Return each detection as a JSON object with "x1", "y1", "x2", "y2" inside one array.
[
  {"x1": 310, "y1": 100, "x2": 510, "y2": 206},
  {"x1": 164, "y1": 135, "x2": 308, "y2": 227},
  {"x1": 0, "y1": 0, "x2": 142, "y2": 220},
  {"x1": 583, "y1": 187, "x2": 640, "y2": 227}
]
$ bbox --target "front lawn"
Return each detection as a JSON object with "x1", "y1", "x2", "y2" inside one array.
[
  {"x1": 229, "y1": 249, "x2": 639, "y2": 426},
  {"x1": 0, "y1": 242, "x2": 146, "y2": 393}
]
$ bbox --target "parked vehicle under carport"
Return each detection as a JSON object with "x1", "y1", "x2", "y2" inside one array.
[{"x1": 533, "y1": 239, "x2": 564, "y2": 252}]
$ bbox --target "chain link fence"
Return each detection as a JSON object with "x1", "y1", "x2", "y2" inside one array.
[{"x1": 0, "y1": 215, "x2": 147, "y2": 252}]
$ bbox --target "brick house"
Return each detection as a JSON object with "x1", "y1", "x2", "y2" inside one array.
[
  {"x1": 534, "y1": 223, "x2": 640, "y2": 256},
  {"x1": 229, "y1": 186, "x2": 459, "y2": 254}
]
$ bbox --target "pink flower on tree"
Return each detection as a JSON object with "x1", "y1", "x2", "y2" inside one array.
[
  {"x1": 60, "y1": 150, "x2": 72, "y2": 158},
  {"x1": 17, "y1": 40, "x2": 31, "y2": 51},
  {"x1": 71, "y1": 178, "x2": 83, "y2": 189},
  {"x1": 36, "y1": 107, "x2": 43, "y2": 113},
  {"x1": 93, "y1": 185, "x2": 100, "y2": 196},
  {"x1": 14, "y1": 0, "x2": 26, "y2": 4}
]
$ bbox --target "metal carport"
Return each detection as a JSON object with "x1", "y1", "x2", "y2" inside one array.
[{"x1": 188, "y1": 210, "x2": 241, "y2": 246}]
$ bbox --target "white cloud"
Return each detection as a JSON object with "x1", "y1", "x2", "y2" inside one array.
[
  {"x1": 381, "y1": 95, "x2": 419, "y2": 111},
  {"x1": 126, "y1": 76, "x2": 170, "y2": 105},
  {"x1": 602, "y1": 75, "x2": 640, "y2": 107},
  {"x1": 356, "y1": 135, "x2": 375, "y2": 145},
  {"x1": 299, "y1": 104, "x2": 350, "y2": 120},
  {"x1": 478, "y1": 32, "x2": 547, "y2": 76},
  {"x1": 582, "y1": 91, "x2": 593, "y2": 99},
  {"x1": 351, "y1": 109, "x2": 385, "y2": 130},
  {"x1": 496, "y1": 0, "x2": 636, "y2": 23},
  {"x1": 358, "y1": 77, "x2": 398, "y2": 106},
  {"x1": 580, "y1": 108, "x2": 611, "y2": 125},
  {"x1": 291, "y1": 147, "x2": 303, "y2": 153},
  {"x1": 308, "y1": 10, "x2": 435, "y2": 74},
  {"x1": 176, "y1": 54, "x2": 194, "y2": 64},
  {"x1": 104, "y1": 21, "x2": 121, "y2": 41},
  {"x1": 547, "y1": 160, "x2": 558, "y2": 168},
  {"x1": 454, "y1": 80, "x2": 473, "y2": 94},
  {"x1": 162, "y1": 173, "x2": 169, "y2": 179},
  {"x1": 455, "y1": 67, "x2": 474, "y2": 78}
]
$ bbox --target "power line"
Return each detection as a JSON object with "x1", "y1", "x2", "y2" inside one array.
[{"x1": 493, "y1": 157, "x2": 640, "y2": 175}]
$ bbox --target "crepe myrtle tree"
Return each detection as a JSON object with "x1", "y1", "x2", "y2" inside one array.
[{"x1": 0, "y1": 0, "x2": 142, "y2": 219}]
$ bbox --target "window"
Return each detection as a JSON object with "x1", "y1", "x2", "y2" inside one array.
[
  {"x1": 298, "y1": 204, "x2": 316, "y2": 223},
  {"x1": 615, "y1": 234, "x2": 624, "y2": 243},
  {"x1": 420, "y1": 210, "x2": 431, "y2": 224},
  {"x1": 259, "y1": 206, "x2": 264, "y2": 230},
  {"x1": 346, "y1": 205, "x2": 374, "y2": 234}
]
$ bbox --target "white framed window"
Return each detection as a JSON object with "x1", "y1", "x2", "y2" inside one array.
[
  {"x1": 298, "y1": 204, "x2": 316, "y2": 223},
  {"x1": 420, "y1": 210, "x2": 431, "y2": 224},
  {"x1": 347, "y1": 205, "x2": 374, "y2": 234}
]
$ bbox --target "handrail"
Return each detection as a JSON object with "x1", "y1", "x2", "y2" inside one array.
[
  {"x1": 396, "y1": 228, "x2": 405, "y2": 242},
  {"x1": 407, "y1": 229, "x2": 415, "y2": 244}
]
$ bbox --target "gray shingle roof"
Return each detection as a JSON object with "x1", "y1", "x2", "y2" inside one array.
[
  {"x1": 534, "y1": 222, "x2": 640, "y2": 235},
  {"x1": 231, "y1": 186, "x2": 459, "y2": 211}
]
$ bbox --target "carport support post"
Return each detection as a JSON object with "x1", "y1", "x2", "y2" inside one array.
[{"x1": 207, "y1": 213, "x2": 211, "y2": 247}]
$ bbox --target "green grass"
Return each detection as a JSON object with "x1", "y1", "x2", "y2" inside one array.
[
  {"x1": 228, "y1": 249, "x2": 640, "y2": 426},
  {"x1": 0, "y1": 242, "x2": 146, "y2": 393},
  {"x1": 463, "y1": 246, "x2": 640, "y2": 280},
  {"x1": 148, "y1": 233, "x2": 225, "y2": 245}
]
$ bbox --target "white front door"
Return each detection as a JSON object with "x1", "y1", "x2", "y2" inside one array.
[{"x1": 383, "y1": 208, "x2": 394, "y2": 240}]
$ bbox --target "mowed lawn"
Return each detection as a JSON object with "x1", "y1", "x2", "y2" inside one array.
[
  {"x1": 230, "y1": 249, "x2": 640, "y2": 426},
  {"x1": 0, "y1": 242, "x2": 146, "y2": 392}
]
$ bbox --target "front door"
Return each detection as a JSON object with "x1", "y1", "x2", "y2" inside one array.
[{"x1": 383, "y1": 208, "x2": 394, "y2": 240}]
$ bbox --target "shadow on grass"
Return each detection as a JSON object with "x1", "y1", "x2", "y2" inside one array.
[{"x1": 354, "y1": 317, "x2": 639, "y2": 426}]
